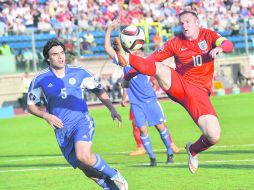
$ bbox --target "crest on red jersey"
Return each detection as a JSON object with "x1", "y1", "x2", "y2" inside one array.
[{"x1": 198, "y1": 40, "x2": 208, "y2": 50}]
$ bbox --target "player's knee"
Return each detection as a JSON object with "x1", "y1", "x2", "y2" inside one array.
[
  {"x1": 208, "y1": 132, "x2": 221, "y2": 144},
  {"x1": 139, "y1": 126, "x2": 147, "y2": 136},
  {"x1": 77, "y1": 153, "x2": 94, "y2": 166}
]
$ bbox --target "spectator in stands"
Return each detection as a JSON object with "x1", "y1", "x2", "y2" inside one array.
[
  {"x1": 31, "y1": 8, "x2": 40, "y2": 28},
  {"x1": 83, "y1": 30, "x2": 96, "y2": 47},
  {"x1": 64, "y1": 39, "x2": 75, "y2": 53},
  {"x1": 64, "y1": 39, "x2": 77, "y2": 65},
  {"x1": 0, "y1": 0, "x2": 254, "y2": 38},
  {"x1": 0, "y1": 41, "x2": 12, "y2": 55},
  {"x1": 21, "y1": 72, "x2": 32, "y2": 112},
  {"x1": 1, "y1": 0, "x2": 254, "y2": 63},
  {"x1": 78, "y1": 12, "x2": 89, "y2": 30},
  {"x1": 12, "y1": 16, "x2": 26, "y2": 34},
  {"x1": 230, "y1": 13, "x2": 240, "y2": 36},
  {"x1": 16, "y1": 49, "x2": 24, "y2": 70},
  {"x1": 38, "y1": 17, "x2": 52, "y2": 33},
  {"x1": 80, "y1": 37, "x2": 92, "y2": 54},
  {"x1": 0, "y1": 19, "x2": 7, "y2": 36},
  {"x1": 152, "y1": 31, "x2": 162, "y2": 50},
  {"x1": 23, "y1": 48, "x2": 33, "y2": 72},
  {"x1": 111, "y1": 77, "x2": 122, "y2": 102},
  {"x1": 237, "y1": 69, "x2": 246, "y2": 87},
  {"x1": 36, "y1": 48, "x2": 45, "y2": 69}
]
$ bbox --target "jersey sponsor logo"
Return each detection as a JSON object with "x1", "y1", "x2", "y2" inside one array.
[
  {"x1": 180, "y1": 47, "x2": 187, "y2": 51},
  {"x1": 69, "y1": 78, "x2": 76, "y2": 85},
  {"x1": 198, "y1": 40, "x2": 208, "y2": 50}
]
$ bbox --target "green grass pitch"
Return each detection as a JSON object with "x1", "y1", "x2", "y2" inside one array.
[{"x1": 0, "y1": 93, "x2": 254, "y2": 190}]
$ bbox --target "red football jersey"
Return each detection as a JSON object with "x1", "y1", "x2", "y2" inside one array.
[{"x1": 152, "y1": 28, "x2": 220, "y2": 92}]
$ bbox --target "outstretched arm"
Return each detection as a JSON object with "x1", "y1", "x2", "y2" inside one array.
[{"x1": 104, "y1": 19, "x2": 119, "y2": 59}]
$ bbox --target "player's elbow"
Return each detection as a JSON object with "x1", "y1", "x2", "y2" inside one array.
[
  {"x1": 221, "y1": 40, "x2": 234, "y2": 53},
  {"x1": 27, "y1": 105, "x2": 34, "y2": 114}
]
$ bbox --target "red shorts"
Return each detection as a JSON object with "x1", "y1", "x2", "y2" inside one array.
[{"x1": 164, "y1": 68, "x2": 217, "y2": 124}]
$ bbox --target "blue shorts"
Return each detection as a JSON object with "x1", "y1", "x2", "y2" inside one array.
[
  {"x1": 130, "y1": 100, "x2": 166, "y2": 128},
  {"x1": 56, "y1": 116, "x2": 95, "y2": 168}
]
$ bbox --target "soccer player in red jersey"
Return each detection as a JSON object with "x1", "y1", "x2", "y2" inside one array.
[{"x1": 115, "y1": 10, "x2": 234, "y2": 173}]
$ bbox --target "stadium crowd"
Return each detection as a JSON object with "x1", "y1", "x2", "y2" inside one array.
[
  {"x1": 1, "y1": 0, "x2": 254, "y2": 103},
  {"x1": 0, "y1": 0, "x2": 254, "y2": 37}
]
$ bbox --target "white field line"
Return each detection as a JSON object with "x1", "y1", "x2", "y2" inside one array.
[
  {"x1": 107, "y1": 143, "x2": 254, "y2": 154},
  {"x1": 138, "y1": 159, "x2": 254, "y2": 166},
  {"x1": 1, "y1": 143, "x2": 254, "y2": 163},
  {"x1": 0, "y1": 159, "x2": 254, "y2": 173},
  {"x1": 2, "y1": 156, "x2": 63, "y2": 163},
  {"x1": 0, "y1": 166, "x2": 72, "y2": 173}
]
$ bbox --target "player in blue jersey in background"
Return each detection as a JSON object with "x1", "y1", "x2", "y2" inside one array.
[
  {"x1": 27, "y1": 39, "x2": 128, "y2": 190},
  {"x1": 105, "y1": 20, "x2": 179, "y2": 166}
]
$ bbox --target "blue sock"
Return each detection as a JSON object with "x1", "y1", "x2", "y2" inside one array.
[
  {"x1": 96, "y1": 178, "x2": 110, "y2": 189},
  {"x1": 160, "y1": 127, "x2": 173, "y2": 155},
  {"x1": 92, "y1": 154, "x2": 117, "y2": 179},
  {"x1": 141, "y1": 134, "x2": 155, "y2": 158}
]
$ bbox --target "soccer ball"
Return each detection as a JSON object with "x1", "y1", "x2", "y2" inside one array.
[{"x1": 120, "y1": 26, "x2": 145, "y2": 51}]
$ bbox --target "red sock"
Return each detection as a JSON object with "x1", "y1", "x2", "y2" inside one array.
[
  {"x1": 132, "y1": 120, "x2": 142, "y2": 148},
  {"x1": 190, "y1": 135, "x2": 215, "y2": 156},
  {"x1": 129, "y1": 54, "x2": 156, "y2": 76}
]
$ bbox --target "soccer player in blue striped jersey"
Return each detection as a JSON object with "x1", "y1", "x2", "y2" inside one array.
[
  {"x1": 105, "y1": 20, "x2": 179, "y2": 166},
  {"x1": 27, "y1": 39, "x2": 128, "y2": 190}
]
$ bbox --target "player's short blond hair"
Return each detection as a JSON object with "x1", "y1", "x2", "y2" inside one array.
[{"x1": 178, "y1": 10, "x2": 198, "y2": 19}]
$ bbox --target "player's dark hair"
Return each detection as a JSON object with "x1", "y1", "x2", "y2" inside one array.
[
  {"x1": 43, "y1": 39, "x2": 65, "y2": 65},
  {"x1": 178, "y1": 10, "x2": 198, "y2": 18}
]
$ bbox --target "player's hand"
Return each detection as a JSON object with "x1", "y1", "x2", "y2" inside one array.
[
  {"x1": 43, "y1": 112, "x2": 63, "y2": 129},
  {"x1": 121, "y1": 100, "x2": 127, "y2": 107},
  {"x1": 107, "y1": 18, "x2": 120, "y2": 31},
  {"x1": 111, "y1": 110, "x2": 122, "y2": 128},
  {"x1": 209, "y1": 47, "x2": 223, "y2": 59}
]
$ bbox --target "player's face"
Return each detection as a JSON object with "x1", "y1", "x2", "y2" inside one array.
[
  {"x1": 179, "y1": 13, "x2": 200, "y2": 40},
  {"x1": 48, "y1": 45, "x2": 66, "y2": 69}
]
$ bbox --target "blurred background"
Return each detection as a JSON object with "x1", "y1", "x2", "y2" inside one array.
[{"x1": 0, "y1": 0, "x2": 254, "y2": 117}]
